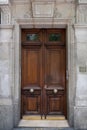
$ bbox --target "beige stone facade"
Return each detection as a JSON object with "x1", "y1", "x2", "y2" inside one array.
[{"x1": 0, "y1": 0, "x2": 87, "y2": 130}]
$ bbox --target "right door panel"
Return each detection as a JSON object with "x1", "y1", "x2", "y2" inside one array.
[{"x1": 44, "y1": 29, "x2": 66, "y2": 117}]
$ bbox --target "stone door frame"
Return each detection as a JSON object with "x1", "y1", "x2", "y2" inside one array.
[{"x1": 13, "y1": 18, "x2": 76, "y2": 127}]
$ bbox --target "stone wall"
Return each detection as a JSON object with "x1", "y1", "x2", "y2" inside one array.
[
  {"x1": 11, "y1": 0, "x2": 76, "y2": 128},
  {"x1": 0, "y1": 0, "x2": 76, "y2": 130},
  {"x1": 0, "y1": 25, "x2": 14, "y2": 130},
  {"x1": 74, "y1": 25, "x2": 87, "y2": 129},
  {"x1": 0, "y1": 0, "x2": 87, "y2": 130},
  {"x1": 73, "y1": 1, "x2": 87, "y2": 129}
]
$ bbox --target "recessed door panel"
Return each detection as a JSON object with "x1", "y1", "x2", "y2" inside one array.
[
  {"x1": 45, "y1": 48, "x2": 65, "y2": 86},
  {"x1": 49, "y1": 96, "x2": 63, "y2": 113},
  {"x1": 22, "y1": 48, "x2": 41, "y2": 86},
  {"x1": 44, "y1": 47, "x2": 66, "y2": 116}
]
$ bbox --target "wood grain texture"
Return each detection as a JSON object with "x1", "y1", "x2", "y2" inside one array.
[{"x1": 21, "y1": 29, "x2": 66, "y2": 119}]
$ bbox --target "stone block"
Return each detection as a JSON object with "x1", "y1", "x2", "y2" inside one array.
[
  {"x1": 75, "y1": 27, "x2": 87, "y2": 43},
  {"x1": 0, "y1": 98, "x2": 12, "y2": 105},
  {"x1": 13, "y1": 103, "x2": 21, "y2": 127},
  {"x1": 55, "y1": 3, "x2": 75, "y2": 19},
  {"x1": 76, "y1": 74, "x2": 87, "y2": 105},
  {"x1": 77, "y1": 43, "x2": 87, "y2": 64},
  {"x1": 0, "y1": 60, "x2": 11, "y2": 97},
  {"x1": 74, "y1": 107, "x2": 87, "y2": 129},
  {"x1": 78, "y1": 0, "x2": 87, "y2": 4},
  {"x1": 13, "y1": 128, "x2": 35, "y2": 130},
  {"x1": 13, "y1": 128, "x2": 74, "y2": 130},
  {"x1": 14, "y1": 4, "x2": 31, "y2": 19},
  {"x1": 0, "y1": 28, "x2": 13, "y2": 42},
  {"x1": 32, "y1": 2, "x2": 54, "y2": 17},
  {"x1": 0, "y1": 0, "x2": 9, "y2": 5},
  {"x1": 0, "y1": 43, "x2": 9, "y2": 60},
  {"x1": 0, "y1": 105, "x2": 13, "y2": 130}
]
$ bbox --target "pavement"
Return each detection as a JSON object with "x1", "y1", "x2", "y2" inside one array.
[{"x1": 13, "y1": 127, "x2": 75, "y2": 130}]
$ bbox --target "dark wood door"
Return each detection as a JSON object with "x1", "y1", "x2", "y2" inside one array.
[{"x1": 21, "y1": 29, "x2": 66, "y2": 118}]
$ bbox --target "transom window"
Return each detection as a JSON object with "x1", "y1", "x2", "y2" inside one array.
[
  {"x1": 26, "y1": 34, "x2": 39, "y2": 41},
  {"x1": 49, "y1": 33, "x2": 62, "y2": 42}
]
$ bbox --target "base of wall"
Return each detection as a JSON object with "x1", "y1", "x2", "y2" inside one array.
[
  {"x1": 13, "y1": 128, "x2": 74, "y2": 130},
  {"x1": 0, "y1": 105, "x2": 13, "y2": 130},
  {"x1": 14, "y1": 103, "x2": 21, "y2": 127},
  {"x1": 74, "y1": 106, "x2": 87, "y2": 129}
]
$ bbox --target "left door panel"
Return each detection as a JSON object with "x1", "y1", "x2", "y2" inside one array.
[{"x1": 21, "y1": 29, "x2": 42, "y2": 116}]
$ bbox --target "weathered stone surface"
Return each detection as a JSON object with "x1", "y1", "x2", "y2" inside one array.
[
  {"x1": 74, "y1": 107, "x2": 87, "y2": 129},
  {"x1": 14, "y1": 103, "x2": 21, "y2": 127},
  {"x1": 74, "y1": 24, "x2": 87, "y2": 129},
  {"x1": 0, "y1": 98, "x2": 12, "y2": 105},
  {"x1": 13, "y1": 128, "x2": 35, "y2": 130},
  {"x1": 0, "y1": 0, "x2": 9, "y2": 4},
  {"x1": 0, "y1": 28, "x2": 13, "y2": 42},
  {"x1": 0, "y1": 0, "x2": 87, "y2": 130},
  {"x1": 78, "y1": 0, "x2": 87, "y2": 4},
  {"x1": 0, "y1": 26, "x2": 14, "y2": 130},
  {"x1": 32, "y1": 2, "x2": 55, "y2": 17},
  {"x1": 76, "y1": 4, "x2": 87, "y2": 23},
  {"x1": 0, "y1": 6, "x2": 11, "y2": 24},
  {"x1": 11, "y1": 0, "x2": 75, "y2": 23},
  {"x1": 0, "y1": 27, "x2": 13, "y2": 98},
  {"x1": 77, "y1": 43, "x2": 87, "y2": 64},
  {"x1": 75, "y1": 26, "x2": 87, "y2": 43},
  {"x1": 0, "y1": 62, "x2": 11, "y2": 98},
  {"x1": 43, "y1": 128, "x2": 74, "y2": 130},
  {"x1": 13, "y1": 128, "x2": 74, "y2": 130},
  {"x1": 0, "y1": 105, "x2": 13, "y2": 130}
]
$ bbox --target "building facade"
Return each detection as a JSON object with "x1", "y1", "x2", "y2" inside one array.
[{"x1": 0, "y1": 0, "x2": 87, "y2": 130}]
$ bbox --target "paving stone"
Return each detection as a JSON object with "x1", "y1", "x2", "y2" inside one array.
[
  {"x1": 13, "y1": 128, "x2": 35, "y2": 130},
  {"x1": 13, "y1": 127, "x2": 74, "y2": 130}
]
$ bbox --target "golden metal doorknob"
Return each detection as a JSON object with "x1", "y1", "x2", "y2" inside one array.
[
  {"x1": 30, "y1": 88, "x2": 34, "y2": 93},
  {"x1": 53, "y1": 89, "x2": 58, "y2": 94}
]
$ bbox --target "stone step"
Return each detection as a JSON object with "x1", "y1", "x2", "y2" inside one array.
[
  {"x1": 18, "y1": 120, "x2": 69, "y2": 128},
  {"x1": 13, "y1": 127, "x2": 74, "y2": 130}
]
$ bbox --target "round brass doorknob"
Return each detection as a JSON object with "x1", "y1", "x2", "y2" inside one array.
[
  {"x1": 53, "y1": 89, "x2": 58, "y2": 94},
  {"x1": 30, "y1": 88, "x2": 34, "y2": 93}
]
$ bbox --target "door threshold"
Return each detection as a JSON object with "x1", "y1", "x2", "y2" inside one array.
[
  {"x1": 22, "y1": 115, "x2": 65, "y2": 120},
  {"x1": 18, "y1": 119, "x2": 69, "y2": 127}
]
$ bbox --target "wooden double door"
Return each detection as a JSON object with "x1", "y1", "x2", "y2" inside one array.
[{"x1": 21, "y1": 29, "x2": 66, "y2": 118}]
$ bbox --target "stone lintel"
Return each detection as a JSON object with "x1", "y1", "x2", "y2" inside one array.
[{"x1": 15, "y1": 18, "x2": 72, "y2": 28}]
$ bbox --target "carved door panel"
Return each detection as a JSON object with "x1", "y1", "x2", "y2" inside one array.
[
  {"x1": 21, "y1": 29, "x2": 66, "y2": 118},
  {"x1": 44, "y1": 47, "x2": 66, "y2": 116},
  {"x1": 21, "y1": 29, "x2": 43, "y2": 116}
]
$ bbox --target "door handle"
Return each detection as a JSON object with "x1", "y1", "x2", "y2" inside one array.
[
  {"x1": 30, "y1": 88, "x2": 34, "y2": 93},
  {"x1": 44, "y1": 84, "x2": 47, "y2": 89}
]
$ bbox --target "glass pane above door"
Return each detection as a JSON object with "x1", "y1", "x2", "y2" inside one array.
[
  {"x1": 49, "y1": 33, "x2": 62, "y2": 42},
  {"x1": 26, "y1": 34, "x2": 39, "y2": 41}
]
